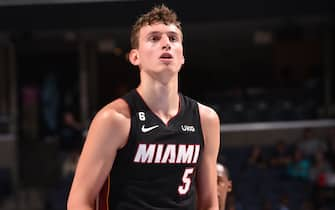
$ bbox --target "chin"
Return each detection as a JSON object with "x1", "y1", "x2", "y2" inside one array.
[
  {"x1": 160, "y1": 67, "x2": 180, "y2": 74},
  {"x1": 160, "y1": 63, "x2": 182, "y2": 72}
]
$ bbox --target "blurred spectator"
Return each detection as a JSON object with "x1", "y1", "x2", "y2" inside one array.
[
  {"x1": 299, "y1": 199, "x2": 315, "y2": 210},
  {"x1": 41, "y1": 72, "x2": 60, "y2": 137},
  {"x1": 309, "y1": 151, "x2": 333, "y2": 186},
  {"x1": 217, "y1": 163, "x2": 232, "y2": 210},
  {"x1": 269, "y1": 140, "x2": 292, "y2": 168},
  {"x1": 287, "y1": 147, "x2": 311, "y2": 181},
  {"x1": 59, "y1": 110, "x2": 84, "y2": 153},
  {"x1": 261, "y1": 199, "x2": 273, "y2": 210},
  {"x1": 325, "y1": 127, "x2": 335, "y2": 170},
  {"x1": 277, "y1": 194, "x2": 290, "y2": 210},
  {"x1": 62, "y1": 149, "x2": 80, "y2": 179},
  {"x1": 297, "y1": 128, "x2": 326, "y2": 159},
  {"x1": 244, "y1": 145, "x2": 267, "y2": 170}
]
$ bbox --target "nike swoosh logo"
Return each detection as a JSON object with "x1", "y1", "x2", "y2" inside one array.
[{"x1": 141, "y1": 125, "x2": 159, "y2": 133}]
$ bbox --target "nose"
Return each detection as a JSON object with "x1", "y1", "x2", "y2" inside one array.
[
  {"x1": 161, "y1": 35, "x2": 171, "y2": 50},
  {"x1": 162, "y1": 44, "x2": 171, "y2": 50}
]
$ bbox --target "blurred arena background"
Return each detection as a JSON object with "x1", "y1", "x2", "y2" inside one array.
[{"x1": 0, "y1": 0, "x2": 334, "y2": 209}]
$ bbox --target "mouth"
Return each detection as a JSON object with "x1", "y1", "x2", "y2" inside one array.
[
  {"x1": 159, "y1": 53, "x2": 173, "y2": 64},
  {"x1": 159, "y1": 53, "x2": 173, "y2": 60}
]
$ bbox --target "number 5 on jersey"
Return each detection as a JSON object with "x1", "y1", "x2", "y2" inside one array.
[{"x1": 178, "y1": 168, "x2": 194, "y2": 195}]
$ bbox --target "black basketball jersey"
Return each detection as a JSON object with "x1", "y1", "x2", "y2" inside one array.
[{"x1": 98, "y1": 89, "x2": 204, "y2": 210}]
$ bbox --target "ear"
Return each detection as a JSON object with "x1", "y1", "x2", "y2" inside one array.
[{"x1": 129, "y1": 49, "x2": 140, "y2": 66}]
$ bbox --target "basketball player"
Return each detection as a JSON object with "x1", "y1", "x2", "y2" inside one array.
[
  {"x1": 217, "y1": 163, "x2": 232, "y2": 210},
  {"x1": 67, "y1": 4, "x2": 221, "y2": 210}
]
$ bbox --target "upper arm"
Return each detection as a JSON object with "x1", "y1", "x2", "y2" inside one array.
[
  {"x1": 196, "y1": 103, "x2": 220, "y2": 210},
  {"x1": 67, "y1": 99, "x2": 130, "y2": 210}
]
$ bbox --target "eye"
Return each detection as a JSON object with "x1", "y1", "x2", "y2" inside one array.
[
  {"x1": 169, "y1": 35, "x2": 178, "y2": 42},
  {"x1": 149, "y1": 35, "x2": 160, "y2": 42}
]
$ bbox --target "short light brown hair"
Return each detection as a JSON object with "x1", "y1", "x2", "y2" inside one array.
[{"x1": 130, "y1": 4, "x2": 182, "y2": 49}]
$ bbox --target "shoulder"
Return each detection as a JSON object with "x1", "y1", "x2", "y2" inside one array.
[
  {"x1": 182, "y1": 94, "x2": 219, "y2": 123},
  {"x1": 88, "y1": 98, "x2": 130, "y2": 148},
  {"x1": 197, "y1": 102, "x2": 220, "y2": 126},
  {"x1": 197, "y1": 103, "x2": 220, "y2": 148},
  {"x1": 94, "y1": 98, "x2": 130, "y2": 124}
]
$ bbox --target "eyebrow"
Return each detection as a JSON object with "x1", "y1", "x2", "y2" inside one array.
[{"x1": 146, "y1": 31, "x2": 180, "y2": 37}]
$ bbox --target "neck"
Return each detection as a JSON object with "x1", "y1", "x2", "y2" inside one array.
[{"x1": 137, "y1": 76, "x2": 179, "y2": 124}]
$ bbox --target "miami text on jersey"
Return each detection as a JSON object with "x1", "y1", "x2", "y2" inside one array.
[{"x1": 134, "y1": 144, "x2": 200, "y2": 164}]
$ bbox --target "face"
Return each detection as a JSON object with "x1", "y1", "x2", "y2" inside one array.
[{"x1": 129, "y1": 23, "x2": 184, "y2": 75}]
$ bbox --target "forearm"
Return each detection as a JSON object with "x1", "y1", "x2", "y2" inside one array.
[
  {"x1": 67, "y1": 189, "x2": 96, "y2": 210},
  {"x1": 197, "y1": 198, "x2": 219, "y2": 210},
  {"x1": 67, "y1": 205, "x2": 95, "y2": 210},
  {"x1": 67, "y1": 200, "x2": 96, "y2": 210},
  {"x1": 197, "y1": 205, "x2": 219, "y2": 210}
]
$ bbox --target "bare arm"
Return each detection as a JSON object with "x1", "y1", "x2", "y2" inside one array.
[
  {"x1": 67, "y1": 99, "x2": 130, "y2": 210},
  {"x1": 196, "y1": 104, "x2": 221, "y2": 210}
]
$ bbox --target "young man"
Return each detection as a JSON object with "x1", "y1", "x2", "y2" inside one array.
[{"x1": 67, "y1": 5, "x2": 220, "y2": 210}]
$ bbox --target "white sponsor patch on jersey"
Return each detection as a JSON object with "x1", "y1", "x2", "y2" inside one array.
[{"x1": 181, "y1": 125, "x2": 195, "y2": 132}]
